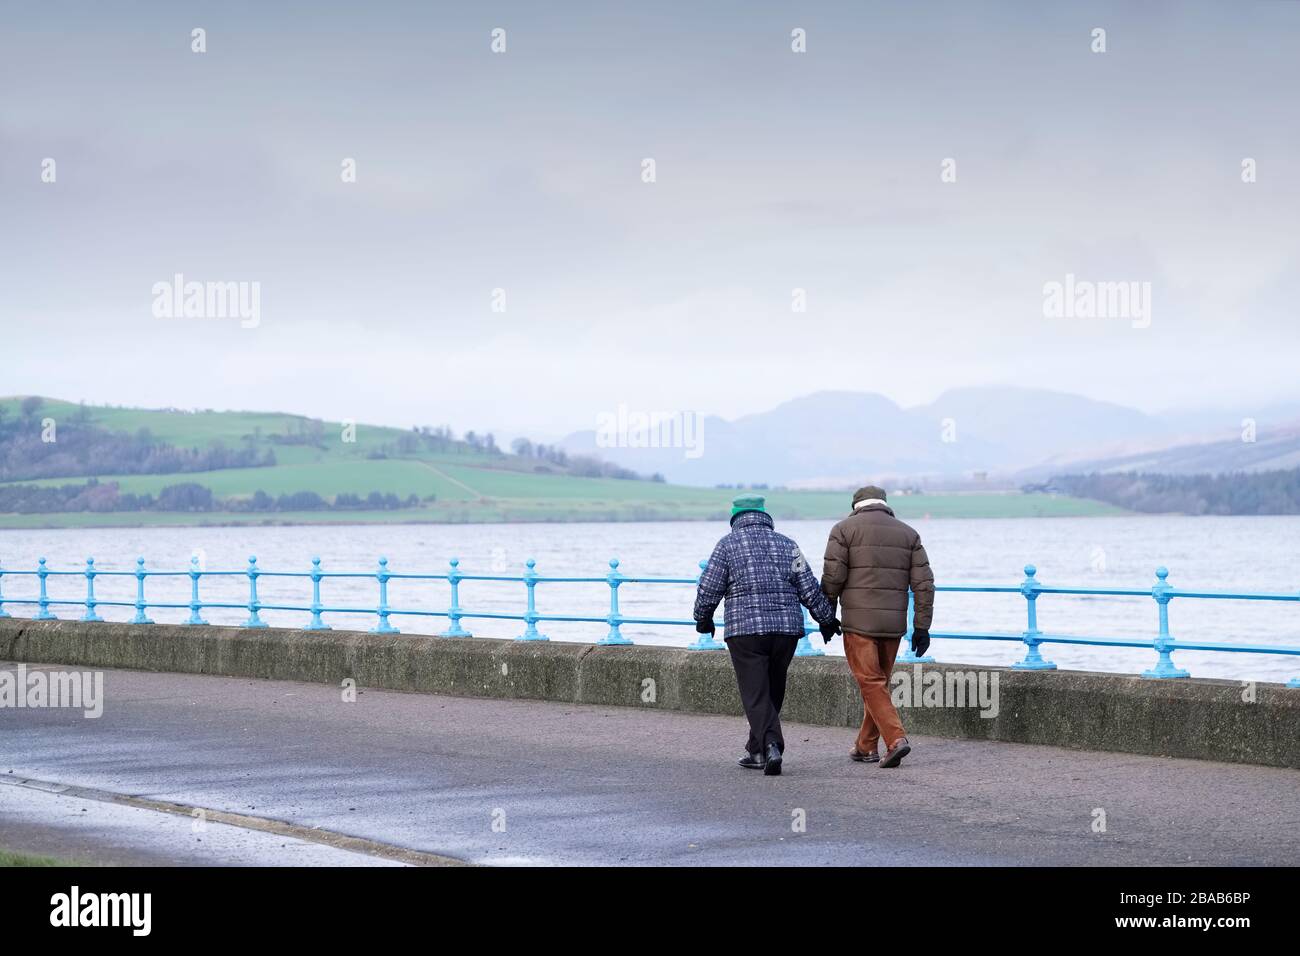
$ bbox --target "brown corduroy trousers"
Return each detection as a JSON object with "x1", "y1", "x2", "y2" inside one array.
[{"x1": 843, "y1": 632, "x2": 906, "y2": 754}]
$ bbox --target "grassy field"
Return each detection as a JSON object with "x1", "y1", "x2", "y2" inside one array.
[{"x1": 0, "y1": 397, "x2": 1126, "y2": 526}]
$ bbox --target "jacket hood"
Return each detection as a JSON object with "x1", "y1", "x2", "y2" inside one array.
[{"x1": 730, "y1": 510, "x2": 775, "y2": 531}]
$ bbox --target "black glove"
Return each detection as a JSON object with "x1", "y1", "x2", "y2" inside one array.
[
  {"x1": 819, "y1": 617, "x2": 842, "y2": 643},
  {"x1": 695, "y1": 618, "x2": 715, "y2": 635},
  {"x1": 911, "y1": 627, "x2": 931, "y2": 657}
]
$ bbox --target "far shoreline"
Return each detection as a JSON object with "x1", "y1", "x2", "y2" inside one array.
[{"x1": 0, "y1": 508, "x2": 1154, "y2": 533}]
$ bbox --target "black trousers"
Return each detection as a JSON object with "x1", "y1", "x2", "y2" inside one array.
[{"x1": 726, "y1": 633, "x2": 800, "y2": 754}]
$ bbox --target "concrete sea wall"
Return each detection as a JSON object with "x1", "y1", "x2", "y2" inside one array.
[{"x1": 2, "y1": 618, "x2": 1296, "y2": 769}]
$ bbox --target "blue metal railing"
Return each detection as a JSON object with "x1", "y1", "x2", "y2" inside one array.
[{"x1": 0, "y1": 556, "x2": 1297, "y2": 686}]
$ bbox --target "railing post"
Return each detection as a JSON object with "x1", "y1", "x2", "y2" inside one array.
[
  {"x1": 244, "y1": 556, "x2": 268, "y2": 628},
  {"x1": 35, "y1": 557, "x2": 56, "y2": 620},
  {"x1": 437, "y1": 558, "x2": 471, "y2": 638},
  {"x1": 516, "y1": 559, "x2": 548, "y2": 641},
  {"x1": 184, "y1": 555, "x2": 209, "y2": 625},
  {"x1": 794, "y1": 603, "x2": 825, "y2": 657},
  {"x1": 80, "y1": 557, "x2": 104, "y2": 622},
  {"x1": 305, "y1": 556, "x2": 331, "y2": 630},
  {"x1": 371, "y1": 557, "x2": 399, "y2": 634},
  {"x1": 1013, "y1": 564, "x2": 1055, "y2": 670},
  {"x1": 599, "y1": 558, "x2": 632, "y2": 645},
  {"x1": 130, "y1": 557, "x2": 154, "y2": 624},
  {"x1": 1143, "y1": 566, "x2": 1189, "y2": 678},
  {"x1": 688, "y1": 559, "x2": 725, "y2": 651},
  {"x1": 0, "y1": 559, "x2": 10, "y2": 618},
  {"x1": 898, "y1": 591, "x2": 935, "y2": 663}
]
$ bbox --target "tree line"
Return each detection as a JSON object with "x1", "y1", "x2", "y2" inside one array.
[
  {"x1": 0, "y1": 479, "x2": 430, "y2": 514},
  {"x1": 1041, "y1": 469, "x2": 1300, "y2": 515},
  {"x1": 0, "y1": 398, "x2": 274, "y2": 482}
]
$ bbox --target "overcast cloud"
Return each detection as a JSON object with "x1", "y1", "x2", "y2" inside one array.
[{"x1": 3, "y1": 1, "x2": 1298, "y2": 441}]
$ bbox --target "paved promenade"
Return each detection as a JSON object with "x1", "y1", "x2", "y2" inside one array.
[{"x1": 2, "y1": 662, "x2": 1296, "y2": 866}]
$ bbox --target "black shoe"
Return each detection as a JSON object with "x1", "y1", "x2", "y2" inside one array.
[
  {"x1": 738, "y1": 751, "x2": 766, "y2": 770},
  {"x1": 880, "y1": 737, "x2": 911, "y2": 768},
  {"x1": 763, "y1": 743, "x2": 783, "y2": 776}
]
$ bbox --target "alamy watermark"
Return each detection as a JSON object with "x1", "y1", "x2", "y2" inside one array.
[
  {"x1": 891, "y1": 664, "x2": 1000, "y2": 718},
  {"x1": 0, "y1": 664, "x2": 104, "y2": 718},
  {"x1": 50, "y1": 886, "x2": 150, "y2": 936},
  {"x1": 1042, "y1": 273, "x2": 1150, "y2": 329},
  {"x1": 596, "y1": 404, "x2": 704, "y2": 460},
  {"x1": 152, "y1": 273, "x2": 260, "y2": 328}
]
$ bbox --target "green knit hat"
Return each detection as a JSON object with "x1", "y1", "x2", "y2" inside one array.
[{"x1": 730, "y1": 493, "x2": 766, "y2": 519}]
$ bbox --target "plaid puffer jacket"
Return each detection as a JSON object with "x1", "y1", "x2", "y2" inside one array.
[{"x1": 694, "y1": 511, "x2": 836, "y2": 639}]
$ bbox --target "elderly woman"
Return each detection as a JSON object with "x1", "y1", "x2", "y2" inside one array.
[{"x1": 693, "y1": 494, "x2": 840, "y2": 776}]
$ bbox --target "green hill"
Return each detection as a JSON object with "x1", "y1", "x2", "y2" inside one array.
[{"x1": 0, "y1": 397, "x2": 1125, "y2": 526}]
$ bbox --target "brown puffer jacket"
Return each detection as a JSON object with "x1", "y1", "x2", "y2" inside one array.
[{"x1": 821, "y1": 503, "x2": 934, "y2": 639}]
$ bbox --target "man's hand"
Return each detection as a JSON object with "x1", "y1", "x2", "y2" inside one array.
[
  {"x1": 911, "y1": 627, "x2": 931, "y2": 657},
  {"x1": 819, "y1": 617, "x2": 842, "y2": 643},
  {"x1": 695, "y1": 618, "x2": 716, "y2": 635}
]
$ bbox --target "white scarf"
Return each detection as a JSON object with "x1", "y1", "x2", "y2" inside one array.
[{"x1": 853, "y1": 498, "x2": 888, "y2": 511}]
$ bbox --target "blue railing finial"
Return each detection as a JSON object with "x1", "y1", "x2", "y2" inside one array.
[
  {"x1": 372, "y1": 556, "x2": 399, "y2": 634},
  {"x1": 600, "y1": 557, "x2": 630, "y2": 645},
  {"x1": 35, "y1": 556, "x2": 54, "y2": 620},
  {"x1": 305, "y1": 556, "x2": 330, "y2": 630},
  {"x1": 243, "y1": 555, "x2": 267, "y2": 628},
  {"x1": 688, "y1": 556, "x2": 725, "y2": 651},
  {"x1": 517, "y1": 558, "x2": 547, "y2": 641},
  {"x1": 1144, "y1": 565, "x2": 1188, "y2": 678},
  {"x1": 1014, "y1": 561, "x2": 1055, "y2": 670},
  {"x1": 439, "y1": 557, "x2": 470, "y2": 638},
  {"x1": 130, "y1": 556, "x2": 153, "y2": 624},
  {"x1": 82, "y1": 557, "x2": 104, "y2": 622},
  {"x1": 898, "y1": 590, "x2": 935, "y2": 664},
  {"x1": 184, "y1": 554, "x2": 208, "y2": 625}
]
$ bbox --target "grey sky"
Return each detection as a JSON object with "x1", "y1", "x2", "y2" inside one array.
[{"x1": 3, "y1": 1, "x2": 1298, "y2": 442}]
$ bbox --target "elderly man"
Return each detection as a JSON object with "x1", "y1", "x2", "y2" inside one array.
[
  {"x1": 694, "y1": 494, "x2": 840, "y2": 776},
  {"x1": 821, "y1": 485, "x2": 934, "y2": 768}
]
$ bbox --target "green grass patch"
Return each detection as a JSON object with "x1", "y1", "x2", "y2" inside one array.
[{"x1": 0, "y1": 847, "x2": 76, "y2": 867}]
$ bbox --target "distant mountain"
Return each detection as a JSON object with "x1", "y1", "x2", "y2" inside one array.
[
  {"x1": 913, "y1": 386, "x2": 1169, "y2": 469},
  {"x1": 1153, "y1": 401, "x2": 1300, "y2": 439},
  {"x1": 562, "y1": 391, "x2": 1005, "y2": 488},
  {"x1": 562, "y1": 387, "x2": 1300, "y2": 487},
  {"x1": 1036, "y1": 423, "x2": 1300, "y2": 478}
]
